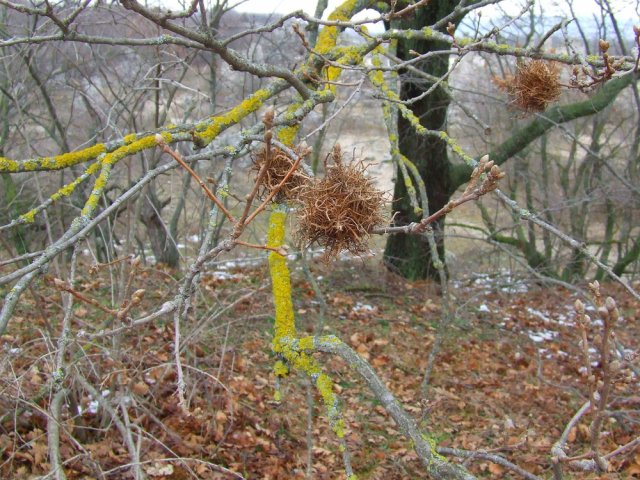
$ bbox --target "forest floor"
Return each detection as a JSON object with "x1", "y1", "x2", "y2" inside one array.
[{"x1": 1, "y1": 255, "x2": 639, "y2": 479}]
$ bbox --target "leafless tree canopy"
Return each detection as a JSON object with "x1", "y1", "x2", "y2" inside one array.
[{"x1": 0, "y1": 0, "x2": 638, "y2": 479}]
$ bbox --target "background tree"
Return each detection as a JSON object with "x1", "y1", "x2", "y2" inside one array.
[{"x1": 384, "y1": 0, "x2": 639, "y2": 279}]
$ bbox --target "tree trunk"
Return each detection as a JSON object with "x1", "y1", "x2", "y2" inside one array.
[
  {"x1": 140, "y1": 186, "x2": 180, "y2": 268},
  {"x1": 383, "y1": 1, "x2": 456, "y2": 280}
]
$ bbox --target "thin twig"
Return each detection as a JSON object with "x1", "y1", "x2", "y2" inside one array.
[{"x1": 155, "y1": 135, "x2": 235, "y2": 222}]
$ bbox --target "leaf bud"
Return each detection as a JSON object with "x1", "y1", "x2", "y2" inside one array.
[
  {"x1": 609, "y1": 360, "x2": 621, "y2": 373},
  {"x1": 447, "y1": 22, "x2": 456, "y2": 36},
  {"x1": 605, "y1": 296, "x2": 616, "y2": 311},
  {"x1": 131, "y1": 289, "x2": 146, "y2": 305},
  {"x1": 491, "y1": 165, "x2": 505, "y2": 179},
  {"x1": 598, "y1": 306, "x2": 609, "y2": 320},
  {"x1": 599, "y1": 39, "x2": 610, "y2": 52}
]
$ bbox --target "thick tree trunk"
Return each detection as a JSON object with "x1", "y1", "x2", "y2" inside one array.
[{"x1": 383, "y1": 2, "x2": 457, "y2": 280}]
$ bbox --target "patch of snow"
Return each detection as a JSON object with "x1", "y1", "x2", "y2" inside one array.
[
  {"x1": 528, "y1": 330, "x2": 557, "y2": 343},
  {"x1": 527, "y1": 307, "x2": 551, "y2": 323},
  {"x1": 556, "y1": 313, "x2": 574, "y2": 326},
  {"x1": 87, "y1": 400, "x2": 99, "y2": 414},
  {"x1": 352, "y1": 303, "x2": 375, "y2": 313},
  {"x1": 501, "y1": 283, "x2": 529, "y2": 293},
  {"x1": 211, "y1": 271, "x2": 243, "y2": 281}
]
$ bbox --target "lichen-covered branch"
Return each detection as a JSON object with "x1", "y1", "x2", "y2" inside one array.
[{"x1": 295, "y1": 335, "x2": 476, "y2": 480}]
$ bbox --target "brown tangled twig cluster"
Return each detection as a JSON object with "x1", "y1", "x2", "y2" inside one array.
[
  {"x1": 297, "y1": 145, "x2": 386, "y2": 260},
  {"x1": 252, "y1": 144, "x2": 312, "y2": 201},
  {"x1": 495, "y1": 59, "x2": 562, "y2": 113}
]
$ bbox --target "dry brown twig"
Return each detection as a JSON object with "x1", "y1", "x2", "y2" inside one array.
[
  {"x1": 569, "y1": 37, "x2": 630, "y2": 91},
  {"x1": 51, "y1": 277, "x2": 145, "y2": 320},
  {"x1": 155, "y1": 134, "x2": 236, "y2": 222},
  {"x1": 552, "y1": 282, "x2": 639, "y2": 476},
  {"x1": 237, "y1": 108, "x2": 276, "y2": 230},
  {"x1": 373, "y1": 155, "x2": 505, "y2": 235},
  {"x1": 155, "y1": 118, "x2": 310, "y2": 255}
]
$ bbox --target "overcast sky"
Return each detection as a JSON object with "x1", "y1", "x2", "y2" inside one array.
[
  {"x1": 228, "y1": 0, "x2": 638, "y2": 38},
  {"x1": 227, "y1": 0, "x2": 639, "y2": 41},
  {"x1": 233, "y1": 0, "x2": 638, "y2": 17}
]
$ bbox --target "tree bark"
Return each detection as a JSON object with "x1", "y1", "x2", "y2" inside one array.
[
  {"x1": 383, "y1": 1, "x2": 457, "y2": 280},
  {"x1": 140, "y1": 187, "x2": 180, "y2": 268}
]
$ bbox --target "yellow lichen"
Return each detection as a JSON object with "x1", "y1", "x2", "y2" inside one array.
[
  {"x1": 267, "y1": 208, "x2": 296, "y2": 346},
  {"x1": 0, "y1": 157, "x2": 19, "y2": 173},
  {"x1": 334, "y1": 418, "x2": 346, "y2": 438},
  {"x1": 85, "y1": 161, "x2": 101, "y2": 175},
  {"x1": 197, "y1": 89, "x2": 272, "y2": 145},
  {"x1": 273, "y1": 360, "x2": 289, "y2": 377},
  {"x1": 80, "y1": 133, "x2": 169, "y2": 217},
  {"x1": 298, "y1": 336, "x2": 315, "y2": 351},
  {"x1": 123, "y1": 134, "x2": 137, "y2": 145},
  {"x1": 277, "y1": 125, "x2": 299, "y2": 146},
  {"x1": 51, "y1": 179, "x2": 80, "y2": 202},
  {"x1": 316, "y1": 373, "x2": 336, "y2": 407},
  {"x1": 276, "y1": 103, "x2": 301, "y2": 145},
  {"x1": 427, "y1": 436, "x2": 447, "y2": 462},
  {"x1": 313, "y1": 0, "x2": 361, "y2": 91},
  {"x1": 20, "y1": 209, "x2": 36, "y2": 224},
  {"x1": 1, "y1": 144, "x2": 106, "y2": 173},
  {"x1": 218, "y1": 184, "x2": 230, "y2": 199},
  {"x1": 40, "y1": 144, "x2": 106, "y2": 171}
]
